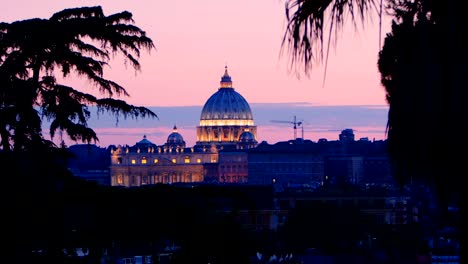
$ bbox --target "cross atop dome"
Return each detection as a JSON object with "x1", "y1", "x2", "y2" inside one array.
[{"x1": 220, "y1": 65, "x2": 233, "y2": 89}]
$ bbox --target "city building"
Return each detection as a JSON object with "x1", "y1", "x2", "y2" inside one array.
[
  {"x1": 67, "y1": 144, "x2": 111, "y2": 186},
  {"x1": 247, "y1": 139, "x2": 325, "y2": 186},
  {"x1": 109, "y1": 67, "x2": 258, "y2": 187},
  {"x1": 72, "y1": 66, "x2": 393, "y2": 188},
  {"x1": 247, "y1": 137, "x2": 393, "y2": 188},
  {"x1": 109, "y1": 133, "x2": 211, "y2": 187}
]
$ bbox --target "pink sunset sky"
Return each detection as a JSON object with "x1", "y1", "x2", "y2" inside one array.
[{"x1": 2, "y1": 0, "x2": 393, "y2": 147}]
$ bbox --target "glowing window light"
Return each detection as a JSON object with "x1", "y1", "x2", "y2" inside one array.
[
  {"x1": 154, "y1": 159, "x2": 159, "y2": 164},
  {"x1": 117, "y1": 175, "x2": 123, "y2": 184},
  {"x1": 199, "y1": 119, "x2": 254, "y2": 126},
  {"x1": 131, "y1": 159, "x2": 136, "y2": 164},
  {"x1": 172, "y1": 158, "x2": 177, "y2": 164}
]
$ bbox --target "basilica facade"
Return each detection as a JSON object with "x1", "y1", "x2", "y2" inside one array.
[{"x1": 110, "y1": 67, "x2": 258, "y2": 187}]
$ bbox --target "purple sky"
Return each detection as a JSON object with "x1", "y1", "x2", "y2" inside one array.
[{"x1": 2, "y1": 1, "x2": 393, "y2": 147}]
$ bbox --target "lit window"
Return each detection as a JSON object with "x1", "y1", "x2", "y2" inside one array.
[
  {"x1": 197, "y1": 158, "x2": 201, "y2": 163},
  {"x1": 142, "y1": 159, "x2": 147, "y2": 164},
  {"x1": 131, "y1": 159, "x2": 136, "y2": 164},
  {"x1": 154, "y1": 159, "x2": 158, "y2": 163},
  {"x1": 117, "y1": 175, "x2": 123, "y2": 184},
  {"x1": 172, "y1": 158, "x2": 177, "y2": 164},
  {"x1": 184, "y1": 157, "x2": 190, "y2": 164}
]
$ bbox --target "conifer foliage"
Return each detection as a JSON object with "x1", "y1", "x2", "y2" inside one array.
[{"x1": 0, "y1": 6, "x2": 157, "y2": 151}]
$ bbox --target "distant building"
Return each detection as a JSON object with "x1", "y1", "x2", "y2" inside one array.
[
  {"x1": 67, "y1": 144, "x2": 111, "y2": 185},
  {"x1": 109, "y1": 67, "x2": 258, "y2": 187},
  {"x1": 339, "y1": 128, "x2": 355, "y2": 142},
  {"x1": 325, "y1": 155, "x2": 364, "y2": 185},
  {"x1": 68, "y1": 68, "x2": 392, "y2": 188},
  {"x1": 217, "y1": 149, "x2": 248, "y2": 183},
  {"x1": 247, "y1": 139, "x2": 325, "y2": 186},
  {"x1": 247, "y1": 138, "x2": 393, "y2": 187},
  {"x1": 109, "y1": 134, "x2": 210, "y2": 187},
  {"x1": 323, "y1": 139, "x2": 393, "y2": 186}
]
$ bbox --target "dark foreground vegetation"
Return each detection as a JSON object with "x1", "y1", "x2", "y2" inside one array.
[
  {"x1": 2, "y1": 1, "x2": 465, "y2": 262},
  {"x1": 5, "y1": 150, "x2": 456, "y2": 264}
]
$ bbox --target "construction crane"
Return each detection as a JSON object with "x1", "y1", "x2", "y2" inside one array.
[{"x1": 270, "y1": 115, "x2": 303, "y2": 140}]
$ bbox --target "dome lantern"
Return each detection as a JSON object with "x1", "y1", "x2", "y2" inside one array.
[{"x1": 220, "y1": 65, "x2": 233, "y2": 89}]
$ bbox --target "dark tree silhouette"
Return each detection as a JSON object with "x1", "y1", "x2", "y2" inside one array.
[
  {"x1": 0, "y1": 6, "x2": 157, "y2": 152},
  {"x1": 377, "y1": 1, "x2": 464, "y2": 258},
  {"x1": 1, "y1": 6, "x2": 158, "y2": 263},
  {"x1": 282, "y1": 0, "x2": 465, "y2": 260},
  {"x1": 281, "y1": 0, "x2": 377, "y2": 78},
  {"x1": 280, "y1": 202, "x2": 377, "y2": 255},
  {"x1": 378, "y1": 0, "x2": 465, "y2": 209}
]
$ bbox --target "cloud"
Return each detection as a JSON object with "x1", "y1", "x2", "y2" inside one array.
[{"x1": 43, "y1": 103, "x2": 389, "y2": 147}]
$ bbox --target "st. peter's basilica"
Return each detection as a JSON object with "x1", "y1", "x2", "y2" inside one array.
[{"x1": 110, "y1": 66, "x2": 258, "y2": 186}]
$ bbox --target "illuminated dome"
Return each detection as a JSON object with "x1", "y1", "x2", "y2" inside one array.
[
  {"x1": 167, "y1": 125, "x2": 184, "y2": 144},
  {"x1": 196, "y1": 66, "x2": 257, "y2": 148},
  {"x1": 239, "y1": 131, "x2": 255, "y2": 142},
  {"x1": 199, "y1": 66, "x2": 254, "y2": 126},
  {"x1": 166, "y1": 125, "x2": 186, "y2": 149}
]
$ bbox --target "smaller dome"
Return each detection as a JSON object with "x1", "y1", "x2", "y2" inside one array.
[
  {"x1": 133, "y1": 135, "x2": 157, "y2": 153},
  {"x1": 167, "y1": 125, "x2": 185, "y2": 144},
  {"x1": 239, "y1": 131, "x2": 256, "y2": 142},
  {"x1": 136, "y1": 135, "x2": 155, "y2": 146}
]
